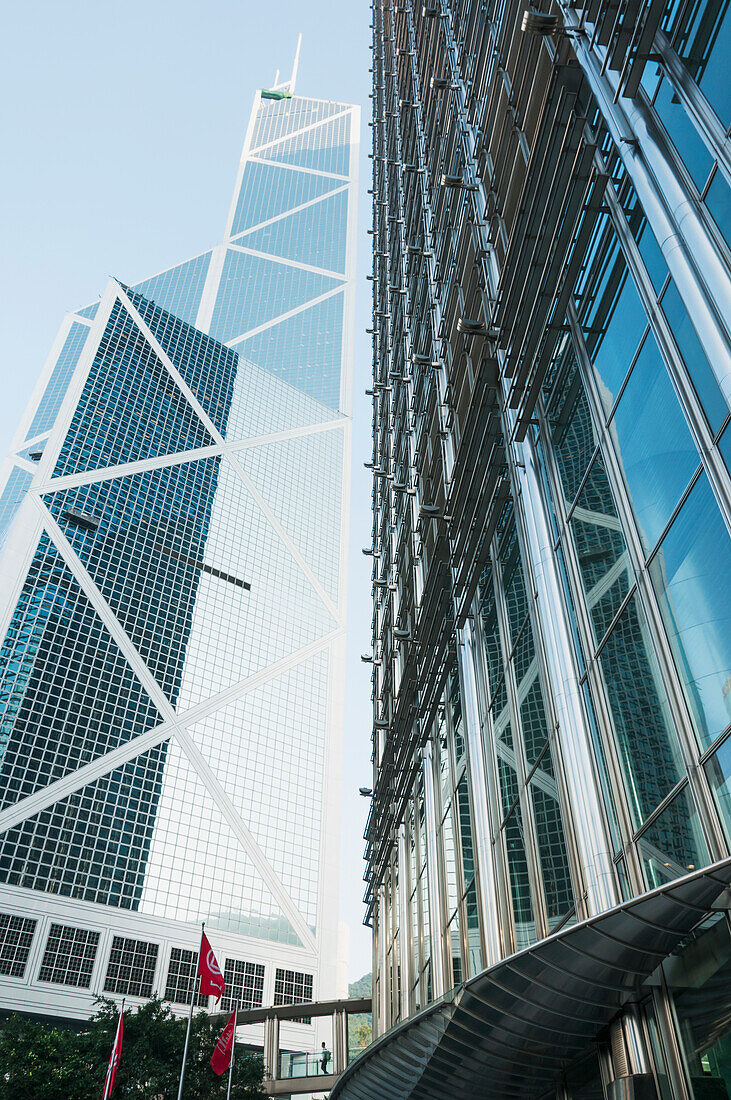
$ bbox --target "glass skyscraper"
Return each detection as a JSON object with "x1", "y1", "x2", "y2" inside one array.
[
  {"x1": 333, "y1": 2, "x2": 731, "y2": 1099},
  {"x1": 0, "y1": 78, "x2": 359, "y2": 1043}
]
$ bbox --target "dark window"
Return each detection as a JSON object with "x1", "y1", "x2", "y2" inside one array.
[
  {"x1": 165, "y1": 947, "x2": 207, "y2": 1006},
  {"x1": 38, "y1": 923, "x2": 99, "y2": 988},
  {"x1": 274, "y1": 967, "x2": 314, "y2": 1024},
  {"x1": 104, "y1": 935, "x2": 158, "y2": 997},
  {"x1": 0, "y1": 912, "x2": 36, "y2": 977},
  {"x1": 221, "y1": 958, "x2": 265, "y2": 1012}
]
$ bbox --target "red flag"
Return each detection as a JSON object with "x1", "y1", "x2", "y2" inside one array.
[
  {"x1": 198, "y1": 931, "x2": 225, "y2": 1001},
  {"x1": 102, "y1": 1009, "x2": 123, "y2": 1099},
  {"x1": 210, "y1": 1009, "x2": 236, "y2": 1076}
]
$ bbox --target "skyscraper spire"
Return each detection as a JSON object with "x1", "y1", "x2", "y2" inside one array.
[
  {"x1": 289, "y1": 33, "x2": 302, "y2": 94},
  {"x1": 269, "y1": 34, "x2": 301, "y2": 94}
]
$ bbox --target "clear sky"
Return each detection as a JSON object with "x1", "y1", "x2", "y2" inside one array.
[{"x1": 0, "y1": 0, "x2": 374, "y2": 981}]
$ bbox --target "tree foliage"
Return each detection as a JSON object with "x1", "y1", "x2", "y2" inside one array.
[
  {"x1": 0, "y1": 997, "x2": 264, "y2": 1100},
  {"x1": 350, "y1": 1020, "x2": 372, "y2": 1050},
  {"x1": 347, "y1": 973, "x2": 371, "y2": 1001},
  {"x1": 347, "y1": 973, "x2": 372, "y2": 1050}
]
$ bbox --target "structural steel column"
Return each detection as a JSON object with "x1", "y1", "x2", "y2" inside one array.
[
  {"x1": 397, "y1": 824, "x2": 413, "y2": 1016},
  {"x1": 264, "y1": 1014, "x2": 274, "y2": 1079},
  {"x1": 377, "y1": 885, "x2": 389, "y2": 1030},
  {"x1": 515, "y1": 439, "x2": 619, "y2": 915},
  {"x1": 422, "y1": 741, "x2": 447, "y2": 998},
  {"x1": 563, "y1": 10, "x2": 731, "y2": 409},
  {"x1": 333, "y1": 1009, "x2": 345, "y2": 1074},
  {"x1": 431, "y1": 0, "x2": 621, "y2": 920},
  {"x1": 457, "y1": 621, "x2": 503, "y2": 967},
  {"x1": 271, "y1": 1016, "x2": 279, "y2": 1081}
]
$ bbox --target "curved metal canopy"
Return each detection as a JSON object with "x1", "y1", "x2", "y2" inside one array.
[{"x1": 332, "y1": 859, "x2": 731, "y2": 1100}]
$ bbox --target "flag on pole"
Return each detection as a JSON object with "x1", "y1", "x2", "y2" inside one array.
[
  {"x1": 198, "y1": 931, "x2": 225, "y2": 1001},
  {"x1": 102, "y1": 1006, "x2": 124, "y2": 1099},
  {"x1": 211, "y1": 1009, "x2": 237, "y2": 1076}
]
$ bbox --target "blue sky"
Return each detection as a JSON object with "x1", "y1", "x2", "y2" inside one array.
[{"x1": 0, "y1": 0, "x2": 373, "y2": 980}]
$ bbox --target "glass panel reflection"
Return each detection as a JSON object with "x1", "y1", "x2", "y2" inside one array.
[
  {"x1": 447, "y1": 908, "x2": 463, "y2": 988},
  {"x1": 456, "y1": 777, "x2": 475, "y2": 886},
  {"x1": 705, "y1": 166, "x2": 731, "y2": 252},
  {"x1": 530, "y1": 749, "x2": 574, "y2": 929},
  {"x1": 610, "y1": 331, "x2": 699, "y2": 552},
  {"x1": 513, "y1": 618, "x2": 536, "y2": 686},
  {"x1": 497, "y1": 753, "x2": 520, "y2": 821},
  {"x1": 520, "y1": 676, "x2": 551, "y2": 769},
  {"x1": 500, "y1": 526, "x2": 529, "y2": 644},
  {"x1": 650, "y1": 473, "x2": 731, "y2": 749},
  {"x1": 464, "y1": 881, "x2": 482, "y2": 977},
  {"x1": 547, "y1": 341, "x2": 599, "y2": 507},
  {"x1": 441, "y1": 803, "x2": 460, "y2": 917},
  {"x1": 639, "y1": 784, "x2": 709, "y2": 887},
  {"x1": 503, "y1": 801, "x2": 536, "y2": 948},
  {"x1": 706, "y1": 735, "x2": 731, "y2": 844},
  {"x1": 580, "y1": 236, "x2": 648, "y2": 415},
  {"x1": 666, "y1": 0, "x2": 731, "y2": 128},
  {"x1": 661, "y1": 279, "x2": 727, "y2": 433},
  {"x1": 599, "y1": 595, "x2": 684, "y2": 828},
  {"x1": 478, "y1": 570, "x2": 504, "y2": 699},
  {"x1": 653, "y1": 76, "x2": 714, "y2": 190},
  {"x1": 570, "y1": 452, "x2": 631, "y2": 644}
]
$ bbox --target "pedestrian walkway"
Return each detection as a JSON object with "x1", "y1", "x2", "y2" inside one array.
[{"x1": 213, "y1": 995, "x2": 372, "y2": 1096}]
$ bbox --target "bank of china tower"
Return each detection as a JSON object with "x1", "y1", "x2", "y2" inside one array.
[{"x1": 0, "y1": 79, "x2": 358, "y2": 1046}]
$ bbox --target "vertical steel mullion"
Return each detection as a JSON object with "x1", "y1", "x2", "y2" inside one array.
[
  {"x1": 491, "y1": 528, "x2": 548, "y2": 943},
  {"x1": 469, "y1": 594, "x2": 516, "y2": 958},
  {"x1": 421, "y1": 739, "x2": 448, "y2": 998},
  {"x1": 406, "y1": 0, "x2": 505, "y2": 969},
  {"x1": 538, "y1": 315, "x2": 642, "y2": 894},
  {"x1": 437, "y1": 0, "x2": 620, "y2": 919},
  {"x1": 397, "y1": 824, "x2": 413, "y2": 1018},
  {"x1": 561, "y1": 3, "x2": 731, "y2": 409}
]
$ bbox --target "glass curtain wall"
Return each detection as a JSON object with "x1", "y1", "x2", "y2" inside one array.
[{"x1": 368, "y1": 0, "x2": 731, "y2": 1095}]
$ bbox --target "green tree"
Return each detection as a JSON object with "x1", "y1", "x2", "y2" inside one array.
[
  {"x1": 347, "y1": 973, "x2": 372, "y2": 1053},
  {"x1": 350, "y1": 1020, "x2": 372, "y2": 1050},
  {"x1": 0, "y1": 1012, "x2": 89, "y2": 1100},
  {"x1": 347, "y1": 973, "x2": 371, "y2": 1001},
  {"x1": 0, "y1": 997, "x2": 264, "y2": 1100}
]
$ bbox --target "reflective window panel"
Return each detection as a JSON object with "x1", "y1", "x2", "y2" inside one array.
[
  {"x1": 650, "y1": 474, "x2": 731, "y2": 750},
  {"x1": 599, "y1": 595, "x2": 684, "y2": 828},
  {"x1": 638, "y1": 784, "x2": 709, "y2": 886}
]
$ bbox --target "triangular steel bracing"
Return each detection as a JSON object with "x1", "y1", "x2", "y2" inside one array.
[{"x1": 0, "y1": 89, "x2": 357, "y2": 978}]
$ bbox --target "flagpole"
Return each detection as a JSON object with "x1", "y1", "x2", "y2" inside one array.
[
  {"x1": 177, "y1": 922, "x2": 204, "y2": 1100},
  {"x1": 226, "y1": 1001, "x2": 238, "y2": 1100},
  {"x1": 102, "y1": 998, "x2": 124, "y2": 1100}
]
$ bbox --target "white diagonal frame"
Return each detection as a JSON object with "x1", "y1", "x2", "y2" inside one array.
[
  {"x1": 226, "y1": 242, "x2": 347, "y2": 282},
  {"x1": 117, "y1": 283, "x2": 342, "y2": 623},
  {"x1": 31, "y1": 418, "x2": 347, "y2": 496},
  {"x1": 250, "y1": 108, "x2": 352, "y2": 157},
  {"x1": 0, "y1": 95, "x2": 358, "y2": 976},
  {"x1": 230, "y1": 183, "x2": 349, "y2": 242},
  {"x1": 0, "y1": 628, "x2": 343, "y2": 836},
  {"x1": 225, "y1": 284, "x2": 346, "y2": 348},
  {"x1": 243, "y1": 156, "x2": 349, "y2": 182},
  {"x1": 33, "y1": 496, "x2": 318, "y2": 952}
]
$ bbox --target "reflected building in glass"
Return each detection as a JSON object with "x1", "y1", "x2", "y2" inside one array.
[
  {"x1": 0, "y1": 73, "x2": 359, "y2": 1040},
  {"x1": 343, "y1": 1, "x2": 731, "y2": 1099}
]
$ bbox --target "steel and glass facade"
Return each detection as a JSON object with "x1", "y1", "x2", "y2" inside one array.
[
  {"x1": 348, "y1": 2, "x2": 731, "y2": 1098},
  {"x1": 0, "y1": 86, "x2": 359, "y2": 1044}
]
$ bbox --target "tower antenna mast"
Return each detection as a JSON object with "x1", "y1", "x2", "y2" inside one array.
[{"x1": 289, "y1": 33, "x2": 302, "y2": 94}]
